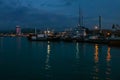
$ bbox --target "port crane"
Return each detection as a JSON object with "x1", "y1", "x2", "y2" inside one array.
[
  {"x1": 112, "y1": 24, "x2": 120, "y2": 37},
  {"x1": 112, "y1": 24, "x2": 120, "y2": 31}
]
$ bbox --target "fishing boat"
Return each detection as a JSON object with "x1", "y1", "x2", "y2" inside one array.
[
  {"x1": 27, "y1": 28, "x2": 60, "y2": 41},
  {"x1": 28, "y1": 33, "x2": 47, "y2": 41},
  {"x1": 86, "y1": 34, "x2": 108, "y2": 44}
]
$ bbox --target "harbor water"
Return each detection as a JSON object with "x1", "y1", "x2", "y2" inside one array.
[{"x1": 0, "y1": 37, "x2": 120, "y2": 80}]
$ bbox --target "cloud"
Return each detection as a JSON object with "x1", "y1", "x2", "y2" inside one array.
[
  {"x1": 60, "y1": 0, "x2": 79, "y2": 6},
  {"x1": 0, "y1": 1, "x2": 3, "y2": 4},
  {"x1": 39, "y1": 0, "x2": 69, "y2": 7},
  {"x1": 38, "y1": 0, "x2": 70, "y2": 8},
  {"x1": 39, "y1": 0, "x2": 79, "y2": 7},
  {"x1": 0, "y1": 0, "x2": 120, "y2": 29},
  {"x1": 40, "y1": 3, "x2": 65, "y2": 7},
  {"x1": 0, "y1": 2, "x2": 77, "y2": 30}
]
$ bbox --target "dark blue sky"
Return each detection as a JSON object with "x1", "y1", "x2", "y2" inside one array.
[
  {"x1": 21, "y1": 0, "x2": 120, "y2": 16},
  {"x1": 0, "y1": 0, "x2": 120, "y2": 30}
]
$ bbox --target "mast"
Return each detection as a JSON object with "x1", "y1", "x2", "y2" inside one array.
[
  {"x1": 78, "y1": 7, "x2": 81, "y2": 27},
  {"x1": 81, "y1": 16, "x2": 84, "y2": 27},
  {"x1": 35, "y1": 27, "x2": 37, "y2": 34},
  {"x1": 78, "y1": 7, "x2": 84, "y2": 27},
  {"x1": 99, "y1": 16, "x2": 102, "y2": 33}
]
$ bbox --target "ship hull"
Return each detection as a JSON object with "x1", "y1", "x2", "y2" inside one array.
[
  {"x1": 108, "y1": 39, "x2": 120, "y2": 47},
  {"x1": 28, "y1": 36, "x2": 60, "y2": 42}
]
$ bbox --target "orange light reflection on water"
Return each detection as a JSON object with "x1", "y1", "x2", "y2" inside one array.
[
  {"x1": 106, "y1": 47, "x2": 111, "y2": 62},
  {"x1": 106, "y1": 47, "x2": 111, "y2": 80},
  {"x1": 94, "y1": 44, "x2": 99, "y2": 63},
  {"x1": 93, "y1": 44, "x2": 99, "y2": 80}
]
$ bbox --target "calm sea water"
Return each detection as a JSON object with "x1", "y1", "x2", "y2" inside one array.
[{"x1": 0, "y1": 37, "x2": 120, "y2": 80}]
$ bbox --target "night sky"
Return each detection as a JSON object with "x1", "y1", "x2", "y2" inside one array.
[{"x1": 0, "y1": 0, "x2": 120, "y2": 30}]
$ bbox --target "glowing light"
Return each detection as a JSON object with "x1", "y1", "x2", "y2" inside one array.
[
  {"x1": 47, "y1": 31, "x2": 50, "y2": 34},
  {"x1": 107, "y1": 32, "x2": 110, "y2": 36},
  {"x1": 94, "y1": 26, "x2": 98, "y2": 30}
]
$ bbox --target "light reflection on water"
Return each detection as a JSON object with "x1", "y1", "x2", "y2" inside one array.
[
  {"x1": 106, "y1": 47, "x2": 111, "y2": 62},
  {"x1": 106, "y1": 47, "x2": 111, "y2": 80},
  {"x1": 93, "y1": 44, "x2": 99, "y2": 80},
  {"x1": 92, "y1": 44, "x2": 112, "y2": 80},
  {"x1": 45, "y1": 41, "x2": 51, "y2": 70},
  {"x1": 94, "y1": 44, "x2": 99, "y2": 63},
  {"x1": 76, "y1": 42, "x2": 80, "y2": 60},
  {"x1": 44, "y1": 41, "x2": 52, "y2": 79},
  {"x1": 0, "y1": 37, "x2": 119, "y2": 80}
]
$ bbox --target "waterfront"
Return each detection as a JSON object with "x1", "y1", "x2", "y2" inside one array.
[{"x1": 0, "y1": 37, "x2": 120, "y2": 80}]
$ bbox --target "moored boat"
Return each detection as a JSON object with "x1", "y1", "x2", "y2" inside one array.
[
  {"x1": 27, "y1": 29, "x2": 61, "y2": 41},
  {"x1": 27, "y1": 33, "x2": 47, "y2": 41}
]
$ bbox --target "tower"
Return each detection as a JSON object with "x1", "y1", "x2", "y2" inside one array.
[{"x1": 16, "y1": 25, "x2": 21, "y2": 36}]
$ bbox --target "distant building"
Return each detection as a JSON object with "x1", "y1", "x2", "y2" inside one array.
[{"x1": 16, "y1": 25, "x2": 21, "y2": 36}]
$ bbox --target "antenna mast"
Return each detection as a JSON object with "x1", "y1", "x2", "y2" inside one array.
[
  {"x1": 99, "y1": 16, "x2": 102, "y2": 33},
  {"x1": 78, "y1": 6, "x2": 83, "y2": 27}
]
